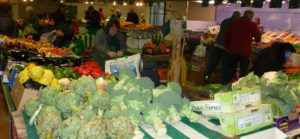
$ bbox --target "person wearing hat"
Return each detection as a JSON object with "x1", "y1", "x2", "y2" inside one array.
[
  {"x1": 85, "y1": 6, "x2": 100, "y2": 29},
  {"x1": 93, "y1": 19, "x2": 127, "y2": 70}
]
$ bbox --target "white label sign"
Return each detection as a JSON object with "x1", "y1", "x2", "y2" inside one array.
[{"x1": 190, "y1": 101, "x2": 222, "y2": 112}]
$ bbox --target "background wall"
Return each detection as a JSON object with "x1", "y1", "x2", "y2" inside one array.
[
  {"x1": 18, "y1": 0, "x2": 59, "y2": 19},
  {"x1": 165, "y1": 1, "x2": 216, "y2": 21},
  {"x1": 216, "y1": 2, "x2": 300, "y2": 34}
]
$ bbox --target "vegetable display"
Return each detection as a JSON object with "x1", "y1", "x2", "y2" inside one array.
[
  {"x1": 23, "y1": 70, "x2": 200, "y2": 138},
  {"x1": 72, "y1": 61, "x2": 110, "y2": 78}
]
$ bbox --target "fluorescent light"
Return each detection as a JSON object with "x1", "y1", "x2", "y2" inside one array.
[
  {"x1": 195, "y1": 0, "x2": 203, "y2": 3},
  {"x1": 222, "y1": 1, "x2": 227, "y2": 4},
  {"x1": 237, "y1": 0, "x2": 241, "y2": 4},
  {"x1": 266, "y1": 0, "x2": 271, "y2": 2},
  {"x1": 60, "y1": 0, "x2": 63, "y2": 3},
  {"x1": 91, "y1": 1, "x2": 94, "y2": 4},
  {"x1": 113, "y1": 1, "x2": 116, "y2": 5},
  {"x1": 123, "y1": 2, "x2": 127, "y2": 6},
  {"x1": 23, "y1": 0, "x2": 27, "y2": 2},
  {"x1": 30, "y1": 0, "x2": 33, "y2": 2},
  {"x1": 85, "y1": 1, "x2": 88, "y2": 4},
  {"x1": 209, "y1": 0, "x2": 214, "y2": 4}
]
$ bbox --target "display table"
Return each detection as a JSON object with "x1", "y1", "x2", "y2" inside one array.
[{"x1": 1, "y1": 82, "x2": 289, "y2": 139}]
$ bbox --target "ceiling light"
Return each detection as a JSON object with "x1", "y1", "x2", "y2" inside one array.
[
  {"x1": 85, "y1": 1, "x2": 89, "y2": 4},
  {"x1": 91, "y1": 1, "x2": 94, "y2": 4},
  {"x1": 195, "y1": 0, "x2": 203, "y2": 3},
  {"x1": 282, "y1": 1, "x2": 286, "y2": 4},
  {"x1": 30, "y1": 0, "x2": 33, "y2": 2},
  {"x1": 60, "y1": 0, "x2": 63, "y2": 3},
  {"x1": 113, "y1": 1, "x2": 116, "y2": 5},
  {"x1": 266, "y1": 0, "x2": 271, "y2": 2},
  {"x1": 23, "y1": 0, "x2": 27, "y2": 2},
  {"x1": 237, "y1": 0, "x2": 242, "y2": 4},
  {"x1": 209, "y1": 0, "x2": 214, "y2": 4},
  {"x1": 123, "y1": 2, "x2": 127, "y2": 6}
]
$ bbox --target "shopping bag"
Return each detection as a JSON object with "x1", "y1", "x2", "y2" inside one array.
[
  {"x1": 105, "y1": 54, "x2": 141, "y2": 79},
  {"x1": 40, "y1": 30, "x2": 57, "y2": 43},
  {"x1": 193, "y1": 43, "x2": 207, "y2": 57}
]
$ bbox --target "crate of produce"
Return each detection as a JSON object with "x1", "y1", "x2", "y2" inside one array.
[
  {"x1": 214, "y1": 86, "x2": 261, "y2": 113},
  {"x1": 219, "y1": 104, "x2": 273, "y2": 135}
]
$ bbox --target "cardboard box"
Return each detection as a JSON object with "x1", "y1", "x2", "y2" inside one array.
[
  {"x1": 214, "y1": 86, "x2": 261, "y2": 112},
  {"x1": 10, "y1": 76, "x2": 38, "y2": 110},
  {"x1": 219, "y1": 104, "x2": 273, "y2": 135},
  {"x1": 273, "y1": 116, "x2": 289, "y2": 132}
]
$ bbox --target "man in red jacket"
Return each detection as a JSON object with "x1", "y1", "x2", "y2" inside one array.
[{"x1": 224, "y1": 10, "x2": 261, "y2": 79}]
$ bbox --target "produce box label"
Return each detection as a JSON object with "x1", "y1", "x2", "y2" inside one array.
[
  {"x1": 238, "y1": 113, "x2": 263, "y2": 130},
  {"x1": 219, "y1": 104, "x2": 273, "y2": 135},
  {"x1": 215, "y1": 86, "x2": 261, "y2": 112},
  {"x1": 233, "y1": 89, "x2": 260, "y2": 110},
  {"x1": 190, "y1": 101, "x2": 222, "y2": 112}
]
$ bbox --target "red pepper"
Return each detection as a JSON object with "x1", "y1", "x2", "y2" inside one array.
[
  {"x1": 91, "y1": 70, "x2": 103, "y2": 78},
  {"x1": 72, "y1": 66, "x2": 79, "y2": 72}
]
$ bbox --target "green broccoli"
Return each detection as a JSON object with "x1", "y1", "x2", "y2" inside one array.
[
  {"x1": 142, "y1": 103, "x2": 168, "y2": 136},
  {"x1": 76, "y1": 103, "x2": 96, "y2": 121},
  {"x1": 167, "y1": 82, "x2": 182, "y2": 95},
  {"x1": 104, "y1": 105, "x2": 122, "y2": 119},
  {"x1": 105, "y1": 81, "x2": 118, "y2": 94},
  {"x1": 109, "y1": 89, "x2": 127, "y2": 106},
  {"x1": 68, "y1": 79, "x2": 78, "y2": 90},
  {"x1": 55, "y1": 90, "x2": 81, "y2": 119},
  {"x1": 106, "y1": 116, "x2": 136, "y2": 139},
  {"x1": 92, "y1": 89, "x2": 110, "y2": 110},
  {"x1": 77, "y1": 116, "x2": 107, "y2": 139},
  {"x1": 124, "y1": 90, "x2": 149, "y2": 112},
  {"x1": 138, "y1": 77, "x2": 155, "y2": 90},
  {"x1": 38, "y1": 86, "x2": 60, "y2": 106},
  {"x1": 118, "y1": 70, "x2": 136, "y2": 81},
  {"x1": 74, "y1": 76, "x2": 97, "y2": 106},
  {"x1": 35, "y1": 112, "x2": 62, "y2": 139},
  {"x1": 119, "y1": 109, "x2": 142, "y2": 126},
  {"x1": 175, "y1": 98, "x2": 199, "y2": 122},
  {"x1": 56, "y1": 116, "x2": 85, "y2": 139},
  {"x1": 153, "y1": 91, "x2": 182, "y2": 122},
  {"x1": 152, "y1": 85, "x2": 169, "y2": 98},
  {"x1": 24, "y1": 96, "x2": 40, "y2": 117}
]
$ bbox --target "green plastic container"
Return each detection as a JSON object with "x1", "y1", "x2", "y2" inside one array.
[{"x1": 62, "y1": 40, "x2": 85, "y2": 55}]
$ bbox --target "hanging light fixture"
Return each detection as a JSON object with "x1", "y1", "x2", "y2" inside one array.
[
  {"x1": 85, "y1": 1, "x2": 89, "y2": 4},
  {"x1": 195, "y1": 0, "x2": 203, "y2": 3},
  {"x1": 113, "y1": 1, "x2": 117, "y2": 5},
  {"x1": 123, "y1": 1, "x2": 127, "y2": 6},
  {"x1": 60, "y1": 0, "x2": 63, "y2": 3}
]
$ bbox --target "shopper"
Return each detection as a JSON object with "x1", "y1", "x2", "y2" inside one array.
[
  {"x1": 254, "y1": 17, "x2": 264, "y2": 33},
  {"x1": 252, "y1": 42, "x2": 296, "y2": 77},
  {"x1": 93, "y1": 19, "x2": 127, "y2": 70},
  {"x1": 99, "y1": 8, "x2": 105, "y2": 21},
  {"x1": 39, "y1": 13, "x2": 73, "y2": 47},
  {"x1": 224, "y1": 10, "x2": 261, "y2": 79},
  {"x1": 126, "y1": 9, "x2": 139, "y2": 24},
  {"x1": 0, "y1": 2, "x2": 18, "y2": 38},
  {"x1": 22, "y1": 6, "x2": 39, "y2": 40},
  {"x1": 204, "y1": 11, "x2": 241, "y2": 84},
  {"x1": 85, "y1": 6, "x2": 100, "y2": 29},
  {"x1": 140, "y1": 13, "x2": 146, "y2": 24},
  {"x1": 55, "y1": 4, "x2": 67, "y2": 24}
]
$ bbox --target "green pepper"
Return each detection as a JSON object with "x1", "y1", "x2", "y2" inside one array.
[
  {"x1": 54, "y1": 68, "x2": 65, "y2": 79},
  {"x1": 12, "y1": 65, "x2": 25, "y2": 72}
]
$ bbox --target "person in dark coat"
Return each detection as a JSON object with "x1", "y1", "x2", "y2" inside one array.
[
  {"x1": 224, "y1": 10, "x2": 262, "y2": 79},
  {"x1": 55, "y1": 4, "x2": 67, "y2": 24},
  {"x1": 85, "y1": 6, "x2": 100, "y2": 29},
  {"x1": 0, "y1": 2, "x2": 18, "y2": 38},
  {"x1": 252, "y1": 42, "x2": 296, "y2": 77},
  {"x1": 126, "y1": 9, "x2": 139, "y2": 24},
  {"x1": 39, "y1": 13, "x2": 73, "y2": 47},
  {"x1": 93, "y1": 19, "x2": 127, "y2": 70},
  {"x1": 204, "y1": 11, "x2": 240, "y2": 84}
]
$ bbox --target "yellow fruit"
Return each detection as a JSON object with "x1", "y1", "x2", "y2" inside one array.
[
  {"x1": 50, "y1": 78, "x2": 58, "y2": 88},
  {"x1": 18, "y1": 69, "x2": 29, "y2": 83},
  {"x1": 38, "y1": 70, "x2": 54, "y2": 86},
  {"x1": 29, "y1": 66, "x2": 44, "y2": 81}
]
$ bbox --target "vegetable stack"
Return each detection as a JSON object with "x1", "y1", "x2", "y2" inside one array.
[{"x1": 72, "y1": 61, "x2": 110, "y2": 78}]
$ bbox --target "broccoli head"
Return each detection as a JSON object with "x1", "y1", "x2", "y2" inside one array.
[
  {"x1": 24, "y1": 96, "x2": 40, "y2": 117},
  {"x1": 175, "y1": 98, "x2": 199, "y2": 122},
  {"x1": 38, "y1": 86, "x2": 60, "y2": 106},
  {"x1": 104, "y1": 105, "x2": 122, "y2": 119},
  {"x1": 109, "y1": 89, "x2": 127, "y2": 106},
  {"x1": 68, "y1": 79, "x2": 78, "y2": 90},
  {"x1": 106, "y1": 116, "x2": 136, "y2": 139},
  {"x1": 55, "y1": 90, "x2": 81, "y2": 118},
  {"x1": 92, "y1": 89, "x2": 110, "y2": 110},
  {"x1": 77, "y1": 116, "x2": 107, "y2": 139},
  {"x1": 35, "y1": 112, "x2": 62, "y2": 139},
  {"x1": 74, "y1": 75, "x2": 97, "y2": 99},
  {"x1": 105, "y1": 81, "x2": 118, "y2": 94},
  {"x1": 138, "y1": 77, "x2": 155, "y2": 90},
  {"x1": 76, "y1": 103, "x2": 96, "y2": 121},
  {"x1": 124, "y1": 90, "x2": 149, "y2": 112},
  {"x1": 56, "y1": 116, "x2": 85, "y2": 139},
  {"x1": 118, "y1": 70, "x2": 136, "y2": 81},
  {"x1": 153, "y1": 85, "x2": 169, "y2": 98},
  {"x1": 167, "y1": 82, "x2": 182, "y2": 95},
  {"x1": 119, "y1": 109, "x2": 142, "y2": 126},
  {"x1": 153, "y1": 91, "x2": 182, "y2": 122},
  {"x1": 142, "y1": 103, "x2": 168, "y2": 136}
]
